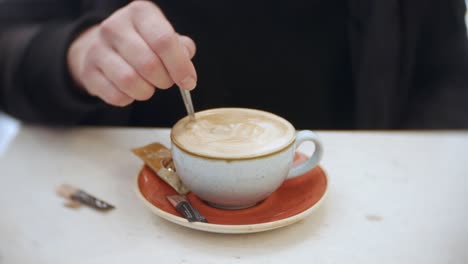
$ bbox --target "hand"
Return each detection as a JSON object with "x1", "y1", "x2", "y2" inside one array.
[{"x1": 67, "y1": 0, "x2": 197, "y2": 107}]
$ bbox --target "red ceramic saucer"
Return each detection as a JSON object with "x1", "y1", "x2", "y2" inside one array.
[{"x1": 136, "y1": 152, "x2": 328, "y2": 234}]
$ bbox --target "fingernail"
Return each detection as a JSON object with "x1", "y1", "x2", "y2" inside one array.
[{"x1": 180, "y1": 77, "x2": 197, "y2": 90}]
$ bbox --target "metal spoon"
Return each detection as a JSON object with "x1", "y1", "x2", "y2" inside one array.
[{"x1": 178, "y1": 88, "x2": 196, "y2": 121}]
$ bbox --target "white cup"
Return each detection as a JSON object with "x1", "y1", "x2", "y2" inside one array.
[{"x1": 168, "y1": 109, "x2": 323, "y2": 210}]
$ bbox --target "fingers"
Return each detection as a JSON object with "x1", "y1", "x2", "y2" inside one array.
[
  {"x1": 103, "y1": 23, "x2": 175, "y2": 89},
  {"x1": 96, "y1": 47, "x2": 156, "y2": 101},
  {"x1": 81, "y1": 68, "x2": 134, "y2": 107},
  {"x1": 130, "y1": 3, "x2": 197, "y2": 90},
  {"x1": 178, "y1": 35, "x2": 196, "y2": 59},
  {"x1": 68, "y1": 0, "x2": 199, "y2": 108}
]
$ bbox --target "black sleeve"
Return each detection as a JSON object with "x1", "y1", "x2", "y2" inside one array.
[
  {"x1": 0, "y1": 1, "x2": 127, "y2": 125},
  {"x1": 405, "y1": 0, "x2": 468, "y2": 128}
]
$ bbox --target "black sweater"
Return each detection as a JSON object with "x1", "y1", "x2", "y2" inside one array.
[{"x1": 1, "y1": 0, "x2": 468, "y2": 129}]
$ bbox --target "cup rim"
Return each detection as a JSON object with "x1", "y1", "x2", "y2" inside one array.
[
  {"x1": 170, "y1": 108, "x2": 296, "y2": 160},
  {"x1": 171, "y1": 137, "x2": 295, "y2": 161}
]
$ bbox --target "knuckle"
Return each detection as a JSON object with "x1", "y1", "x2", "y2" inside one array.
[
  {"x1": 180, "y1": 36, "x2": 196, "y2": 57},
  {"x1": 78, "y1": 67, "x2": 94, "y2": 82},
  {"x1": 137, "y1": 57, "x2": 175, "y2": 89},
  {"x1": 127, "y1": 0, "x2": 141, "y2": 10},
  {"x1": 88, "y1": 41, "x2": 103, "y2": 56},
  {"x1": 139, "y1": 88, "x2": 155, "y2": 101},
  {"x1": 118, "y1": 99, "x2": 133, "y2": 107},
  {"x1": 85, "y1": 81, "x2": 101, "y2": 98},
  {"x1": 118, "y1": 70, "x2": 139, "y2": 88},
  {"x1": 113, "y1": 99, "x2": 133, "y2": 107},
  {"x1": 106, "y1": 91, "x2": 132, "y2": 107},
  {"x1": 128, "y1": 1, "x2": 155, "y2": 14},
  {"x1": 87, "y1": 89, "x2": 99, "y2": 97},
  {"x1": 138, "y1": 56, "x2": 160, "y2": 76},
  {"x1": 156, "y1": 79, "x2": 174, "y2": 89},
  {"x1": 99, "y1": 19, "x2": 119, "y2": 39},
  {"x1": 152, "y1": 31, "x2": 176, "y2": 53}
]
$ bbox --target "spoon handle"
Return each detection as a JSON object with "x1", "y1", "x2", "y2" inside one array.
[{"x1": 179, "y1": 88, "x2": 196, "y2": 121}]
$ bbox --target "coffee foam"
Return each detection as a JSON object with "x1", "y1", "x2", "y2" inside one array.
[{"x1": 172, "y1": 108, "x2": 295, "y2": 159}]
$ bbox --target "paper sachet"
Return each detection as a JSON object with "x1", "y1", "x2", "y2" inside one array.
[{"x1": 132, "y1": 143, "x2": 190, "y2": 195}]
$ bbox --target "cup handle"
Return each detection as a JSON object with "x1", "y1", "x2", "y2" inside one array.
[{"x1": 287, "y1": 130, "x2": 323, "y2": 179}]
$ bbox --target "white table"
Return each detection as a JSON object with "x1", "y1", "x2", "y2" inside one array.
[{"x1": 1, "y1": 127, "x2": 467, "y2": 264}]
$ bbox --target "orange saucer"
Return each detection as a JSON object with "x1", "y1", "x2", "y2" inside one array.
[{"x1": 136, "y1": 153, "x2": 328, "y2": 234}]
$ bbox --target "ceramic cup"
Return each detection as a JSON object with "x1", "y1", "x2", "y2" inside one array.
[{"x1": 168, "y1": 108, "x2": 323, "y2": 210}]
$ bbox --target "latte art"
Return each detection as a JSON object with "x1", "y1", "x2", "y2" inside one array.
[
  {"x1": 190, "y1": 119, "x2": 266, "y2": 143},
  {"x1": 172, "y1": 108, "x2": 295, "y2": 159}
]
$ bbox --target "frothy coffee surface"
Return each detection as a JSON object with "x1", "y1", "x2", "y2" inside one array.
[{"x1": 172, "y1": 108, "x2": 295, "y2": 159}]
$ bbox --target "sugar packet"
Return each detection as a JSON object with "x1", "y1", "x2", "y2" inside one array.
[{"x1": 132, "y1": 143, "x2": 190, "y2": 195}]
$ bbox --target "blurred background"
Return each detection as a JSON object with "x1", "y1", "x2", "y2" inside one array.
[
  {"x1": 0, "y1": 112, "x2": 19, "y2": 156},
  {"x1": 1, "y1": 3, "x2": 468, "y2": 154}
]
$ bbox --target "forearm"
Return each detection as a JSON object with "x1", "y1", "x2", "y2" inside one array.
[
  {"x1": 0, "y1": 24, "x2": 42, "y2": 122},
  {"x1": 0, "y1": 2, "x2": 126, "y2": 125},
  {"x1": 0, "y1": 20, "x2": 98, "y2": 124}
]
